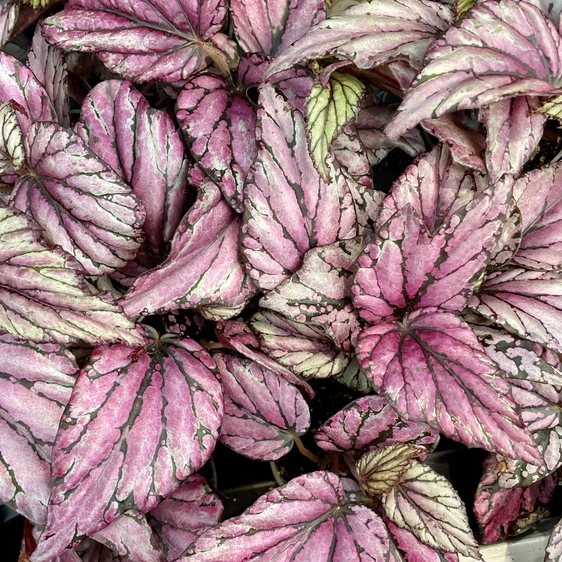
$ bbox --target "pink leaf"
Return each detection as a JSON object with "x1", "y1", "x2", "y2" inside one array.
[
  {"x1": 42, "y1": 0, "x2": 234, "y2": 82},
  {"x1": 176, "y1": 75, "x2": 257, "y2": 213},
  {"x1": 547, "y1": 517, "x2": 562, "y2": 561},
  {"x1": 32, "y1": 338, "x2": 223, "y2": 561},
  {"x1": 148, "y1": 474, "x2": 223, "y2": 562},
  {"x1": 0, "y1": 2, "x2": 17, "y2": 50},
  {"x1": 180, "y1": 471, "x2": 394, "y2": 562},
  {"x1": 121, "y1": 168, "x2": 256, "y2": 319},
  {"x1": 315, "y1": 394, "x2": 439, "y2": 455}
]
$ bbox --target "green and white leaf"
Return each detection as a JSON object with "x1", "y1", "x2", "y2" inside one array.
[{"x1": 0, "y1": 102, "x2": 24, "y2": 174}]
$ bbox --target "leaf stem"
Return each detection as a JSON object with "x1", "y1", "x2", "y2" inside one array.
[{"x1": 292, "y1": 434, "x2": 322, "y2": 465}]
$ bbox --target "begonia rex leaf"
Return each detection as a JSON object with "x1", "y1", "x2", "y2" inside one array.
[
  {"x1": 0, "y1": 102, "x2": 24, "y2": 175},
  {"x1": 0, "y1": 2, "x2": 17, "y2": 50}
]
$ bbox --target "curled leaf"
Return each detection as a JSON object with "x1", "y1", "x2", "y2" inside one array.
[{"x1": 0, "y1": 102, "x2": 24, "y2": 175}]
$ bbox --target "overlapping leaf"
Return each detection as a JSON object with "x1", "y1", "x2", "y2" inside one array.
[
  {"x1": 77, "y1": 80, "x2": 188, "y2": 258},
  {"x1": 180, "y1": 471, "x2": 394, "y2": 562},
  {"x1": 356, "y1": 309, "x2": 540, "y2": 461},
  {"x1": 215, "y1": 353, "x2": 310, "y2": 460},
  {"x1": 0, "y1": 204, "x2": 142, "y2": 345},
  {"x1": 266, "y1": 0, "x2": 454, "y2": 78},
  {"x1": 547, "y1": 517, "x2": 562, "y2": 562},
  {"x1": 315, "y1": 394, "x2": 439, "y2": 454},
  {"x1": 512, "y1": 163, "x2": 562, "y2": 270},
  {"x1": 0, "y1": 102, "x2": 24, "y2": 175},
  {"x1": 0, "y1": 2, "x2": 18, "y2": 50},
  {"x1": 382, "y1": 461, "x2": 479, "y2": 558},
  {"x1": 242, "y1": 84, "x2": 358, "y2": 291},
  {"x1": 28, "y1": 24, "x2": 70, "y2": 128},
  {"x1": 230, "y1": 0, "x2": 325, "y2": 56},
  {"x1": 33, "y1": 338, "x2": 223, "y2": 561},
  {"x1": 176, "y1": 75, "x2": 256, "y2": 212},
  {"x1": 386, "y1": 0, "x2": 562, "y2": 138},
  {"x1": 469, "y1": 268, "x2": 562, "y2": 353},
  {"x1": 42, "y1": 0, "x2": 236, "y2": 82},
  {"x1": 474, "y1": 455, "x2": 556, "y2": 544},
  {"x1": 250, "y1": 310, "x2": 351, "y2": 378},
  {"x1": 122, "y1": 168, "x2": 256, "y2": 319},
  {"x1": 9, "y1": 122, "x2": 146, "y2": 276},
  {"x1": 480, "y1": 97, "x2": 545, "y2": 182},
  {"x1": 148, "y1": 474, "x2": 223, "y2": 562}
]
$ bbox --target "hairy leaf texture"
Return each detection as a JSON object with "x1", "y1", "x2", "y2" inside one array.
[
  {"x1": 0, "y1": 204, "x2": 142, "y2": 345},
  {"x1": 42, "y1": 0, "x2": 236, "y2": 82},
  {"x1": 315, "y1": 394, "x2": 439, "y2": 454},
  {"x1": 10, "y1": 122, "x2": 146, "y2": 276},
  {"x1": 216, "y1": 353, "x2": 310, "y2": 460},
  {"x1": 180, "y1": 471, "x2": 395, "y2": 562},
  {"x1": 230, "y1": 0, "x2": 325, "y2": 56},
  {"x1": 122, "y1": 168, "x2": 256, "y2": 319},
  {"x1": 32, "y1": 338, "x2": 223, "y2": 561}
]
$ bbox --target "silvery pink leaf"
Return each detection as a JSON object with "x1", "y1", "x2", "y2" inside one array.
[
  {"x1": 266, "y1": 0, "x2": 453, "y2": 79},
  {"x1": 91, "y1": 512, "x2": 165, "y2": 562},
  {"x1": 215, "y1": 320, "x2": 315, "y2": 399},
  {"x1": 180, "y1": 471, "x2": 393, "y2": 562},
  {"x1": 250, "y1": 310, "x2": 351, "y2": 378},
  {"x1": 9, "y1": 122, "x2": 145, "y2": 276},
  {"x1": 375, "y1": 144, "x2": 476, "y2": 232},
  {"x1": 385, "y1": 520, "x2": 459, "y2": 562},
  {"x1": 42, "y1": 0, "x2": 233, "y2": 82},
  {"x1": 382, "y1": 461, "x2": 480, "y2": 558},
  {"x1": 480, "y1": 97, "x2": 545, "y2": 183},
  {"x1": 474, "y1": 454, "x2": 556, "y2": 544},
  {"x1": 356, "y1": 308, "x2": 541, "y2": 462},
  {"x1": 77, "y1": 80, "x2": 188, "y2": 256},
  {"x1": 0, "y1": 52, "x2": 56, "y2": 135},
  {"x1": 512, "y1": 163, "x2": 562, "y2": 270},
  {"x1": 0, "y1": 102, "x2": 24, "y2": 175},
  {"x1": 231, "y1": 0, "x2": 325, "y2": 56},
  {"x1": 242, "y1": 83, "x2": 357, "y2": 291},
  {"x1": 353, "y1": 179, "x2": 511, "y2": 323},
  {"x1": 28, "y1": 24, "x2": 70, "y2": 128},
  {"x1": 0, "y1": 2, "x2": 17, "y2": 49},
  {"x1": 386, "y1": 0, "x2": 562, "y2": 139},
  {"x1": 176, "y1": 75, "x2": 256, "y2": 212},
  {"x1": 357, "y1": 444, "x2": 425, "y2": 496},
  {"x1": 421, "y1": 115, "x2": 486, "y2": 172},
  {"x1": 315, "y1": 394, "x2": 439, "y2": 455},
  {"x1": 215, "y1": 352, "x2": 310, "y2": 460},
  {"x1": 469, "y1": 268, "x2": 562, "y2": 353},
  {"x1": 121, "y1": 169, "x2": 256, "y2": 319},
  {"x1": 148, "y1": 474, "x2": 223, "y2": 562},
  {"x1": 547, "y1": 517, "x2": 562, "y2": 561},
  {"x1": 487, "y1": 202, "x2": 523, "y2": 268},
  {"x1": 33, "y1": 338, "x2": 223, "y2": 561},
  {"x1": 0, "y1": 204, "x2": 142, "y2": 345},
  {"x1": 260, "y1": 239, "x2": 363, "y2": 350}
]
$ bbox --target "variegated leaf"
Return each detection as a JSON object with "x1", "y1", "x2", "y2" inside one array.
[
  {"x1": 306, "y1": 71, "x2": 365, "y2": 182},
  {"x1": 148, "y1": 474, "x2": 223, "y2": 562},
  {"x1": 469, "y1": 268, "x2": 562, "y2": 353},
  {"x1": 0, "y1": 204, "x2": 142, "y2": 345},
  {"x1": 216, "y1": 352, "x2": 310, "y2": 460},
  {"x1": 474, "y1": 454, "x2": 556, "y2": 544},
  {"x1": 77, "y1": 80, "x2": 189, "y2": 256},
  {"x1": 9, "y1": 122, "x2": 145, "y2": 276},
  {"x1": 180, "y1": 471, "x2": 394, "y2": 562},
  {"x1": 382, "y1": 461, "x2": 479, "y2": 558},
  {"x1": 512, "y1": 163, "x2": 562, "y2": 270},
  {"x1": 28, "y1": 24, "x2": 70, "y2": 128},
  {"x1": 386, "y1": 0, "x2": 562, "y2": 138},
  {"x1": 335, "y1": 357, "x2": 373, "y2": 393},
  {"x1": 242, "y1": 83, "x2": 358, "y2": 291},
  {"x1": 0, "y1": 102, "x2": 24, "y2": 175},
  {"x1": 547, "y1": 516, "x2": 562, "y2": 561},
  {"x1": 32, "y1": 338, "x2": 223, "y2": 561},
  {"x1": 176, "y1": 75, "x2": 256, "y2": 213},
  {"x1": 230, "y1": 0, "x2": 325, "y2": 56},
  {"x1": 356, "y1": 309, "x2": 540, "y2": 462},
  {"x1": 357, "y1": 444, "x2": 425, "y2": 496},
  {"x1": 42, "y1": 0, "x2": 236, "y2": 82},
  {"x1": 266, "y1": 0, "x2": 454, "y2": 78},
  {"x1": 121, "y1": 168, "x2": 256, "y2": 319},
  {"x1": 480, "y1": 97, "x2": 545, "y2": 183},
  {"x1": 250, "y1": 310, "x2": 351, "y2": 378},
  {"x1": 315, "y1": 394, "x2": 439, "y2": 454},
  {"x1": 0, "y1": 2, "x2": 18, "y2": 50}
]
